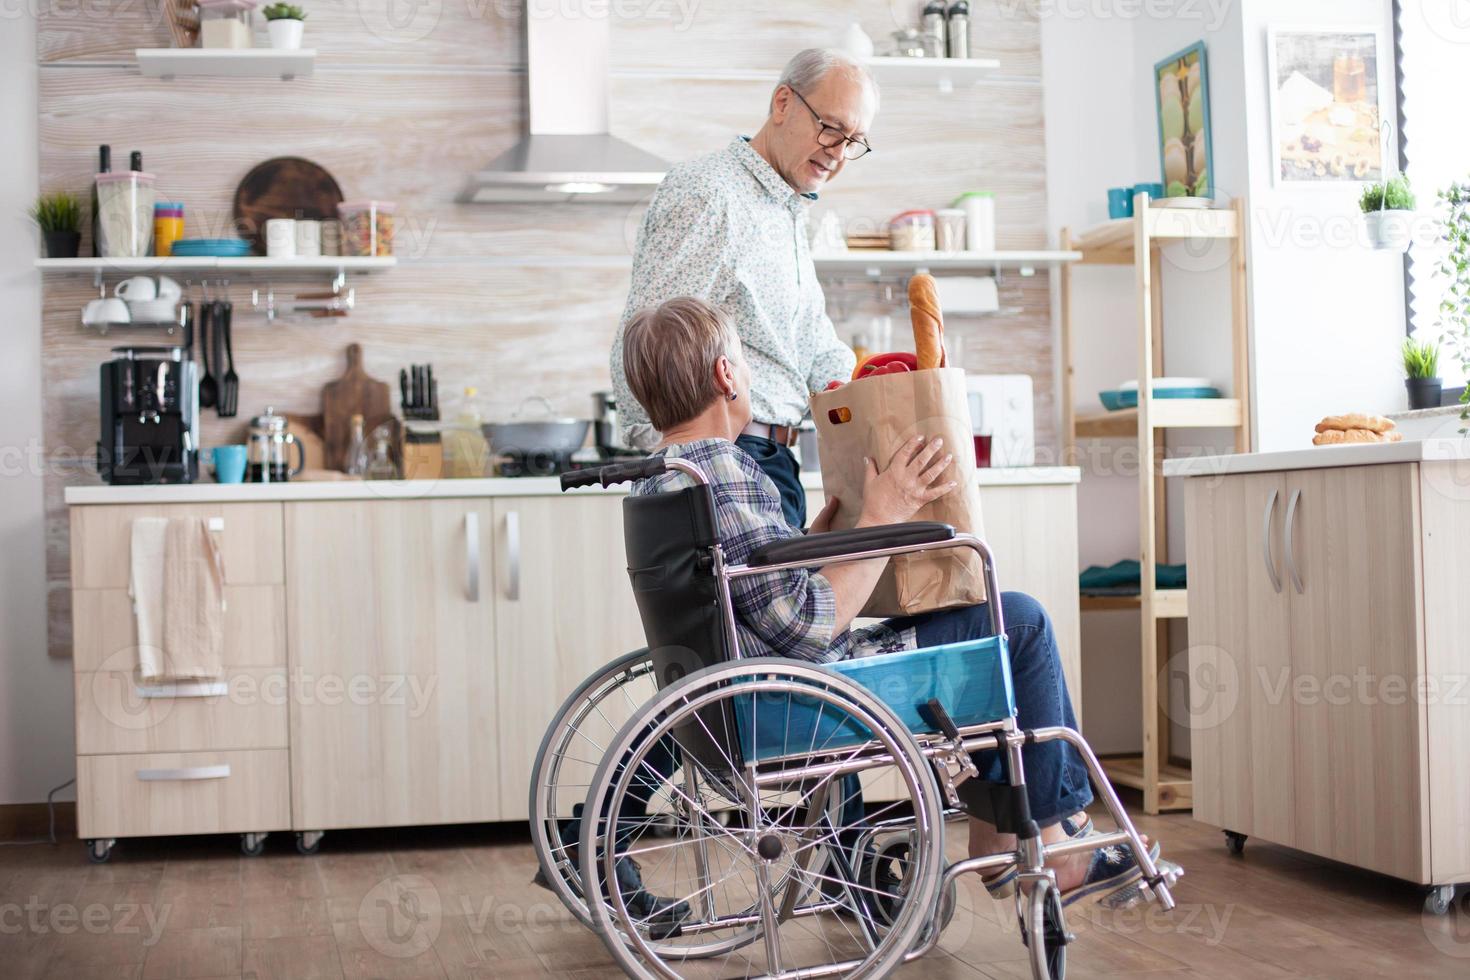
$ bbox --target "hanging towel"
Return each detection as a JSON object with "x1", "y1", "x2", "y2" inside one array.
[
  {"x1": 1078, "y1": 559, "x2": 1187, "y2": 595},
  {"x1": 129, "y1": 517, "x2": 227, "y2": 682}
]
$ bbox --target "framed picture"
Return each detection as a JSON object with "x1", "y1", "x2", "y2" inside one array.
[
  {"x1": 1266, "y1": 27, "x2": 1387, "y2": 185},
  {"x1": 1154, "y1": 41, "x2": 1214, "y2": 199}
]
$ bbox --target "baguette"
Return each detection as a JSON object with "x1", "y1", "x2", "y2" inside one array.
[{"x1": 908, "y1": 273, "x2": 946, "y2": 369}]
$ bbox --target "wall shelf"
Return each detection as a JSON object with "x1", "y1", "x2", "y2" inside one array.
[
  {"x1": 863, "y1": 56, "x2": 1001, "y2": 93},
  {"x1": 1074, "y1": 207, "x2": 1239, "y2": 264},
  {"x1": 37, "y1": 256, "x2": 394, "y2": 275},
  {"x1": 813, "y1": 249, "x2": 1079, "y2": 279},
  {"x1": 136, "y1": 48, "x2": 316, "y2": 80}
]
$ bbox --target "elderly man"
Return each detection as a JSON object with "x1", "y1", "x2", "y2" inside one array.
[{"x1": 610, "y1": 47, "x2": 876, "y2": 528}]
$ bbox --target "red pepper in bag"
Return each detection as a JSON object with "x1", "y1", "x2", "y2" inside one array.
[{"x1": 852, "y1": 351, "x2": 919, "y2": 378}]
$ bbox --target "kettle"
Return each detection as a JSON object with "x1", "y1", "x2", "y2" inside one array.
[
  {"x1": 593, "y1": 390, "x2": 635, "y2": 459},
  {"x1": 247, "y1": 406, "x2": 306, "y2": 482}
]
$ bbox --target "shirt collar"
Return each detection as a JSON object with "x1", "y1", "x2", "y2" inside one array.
[{"x1": 731, "y1": 136, "x2": 819, "y2": 203}]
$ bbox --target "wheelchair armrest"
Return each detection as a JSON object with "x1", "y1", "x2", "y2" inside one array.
[{"x1": 746, "y1": 522, "x2": 955, "y2": 567}]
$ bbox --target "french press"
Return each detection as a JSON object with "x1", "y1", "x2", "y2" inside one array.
[{"x1": 246, "y1": 406, "x2": 306, "y2": 482}]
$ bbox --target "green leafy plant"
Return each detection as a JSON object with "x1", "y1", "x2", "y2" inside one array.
[
  {"x1": 28, "y1": 191, "x2": 83, "y2": 233},
  {"x1": 1401, "y1": 337, "x2": 1440, "y2": 379},
  {"x1": 1360, "y1": 173, "x2": 1416, "y2": 213},
  {"x1": 262, "y1": 3, "x2": 305, "y2": 20},
  {"x1": 1438, "y1": 178, "x2": 1470, "y2": 427}
]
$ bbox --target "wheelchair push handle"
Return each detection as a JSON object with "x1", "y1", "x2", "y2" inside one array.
[{"x1": 559, "y1": 456, "x2": 710, "y2": 491}]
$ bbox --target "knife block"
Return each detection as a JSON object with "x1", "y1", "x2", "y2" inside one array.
[{"x1": 400, "y1": 430, "x2": 443, "y2": 480}]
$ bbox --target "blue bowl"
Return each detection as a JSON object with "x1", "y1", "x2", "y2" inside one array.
[{"x1": 1099, "y1": 387, "x2": 1222, "y2": 411}]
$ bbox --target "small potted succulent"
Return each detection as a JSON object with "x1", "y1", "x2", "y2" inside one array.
[
  {"x1": 1360, "y1": 174, "x2": 1416, "y2": 251},
  {"x1": 1401, "y1": 336, "x2": 1442, "y2": 410},
  {"x1": 262, "y1": 3, "x2": 306, "y2": 49},
  {"x1": 30, "y1": 191, "x2": 83, "y2": 258}
]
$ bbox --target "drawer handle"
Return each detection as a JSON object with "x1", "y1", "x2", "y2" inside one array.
[
  {"x1": 134, "y1": 681, "x2": 229, "y2": 699},
  {"x1": 1285, "y1": 488, "x2": 1304, "y2": 594},
  {"x1": 1261, "y1": 488, "x2": 1281, "y2": 593},
  {"x1": 136, "y1": 764, "x2": 231, "y2": 782},
  {"x1": 506, "y1": 509, "x2": 521, "y2": 601},
  {"x1": 465, "y1": 511, "x2": 481, "y2": 602}
]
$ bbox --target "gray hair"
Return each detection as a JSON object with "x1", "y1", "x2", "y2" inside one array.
[{"x1": 771, "y1": 47, "x2": 879, "y2": 115}]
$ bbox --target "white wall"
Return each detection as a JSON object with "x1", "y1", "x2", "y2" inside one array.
[
  {"x1": 1240, "y1": 0, "x2": 1405, "y2": 451},
  {"x1": 0, "y1": 20, "x2": 75, "y2": 806}
]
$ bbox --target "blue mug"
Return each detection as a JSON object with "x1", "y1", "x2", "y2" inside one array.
[
  {"x1": 211, "y1": 445, "x2": 247, "y2": 484},
  {"x1": 1133, "y1": 182, "x2": 1165, "y2": 203},
  {"x1": 1107, "y1": 187, "x2": 1134, "y2": 220}
]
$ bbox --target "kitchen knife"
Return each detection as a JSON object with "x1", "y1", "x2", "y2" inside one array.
[{"x1": 400, "y1": 369, "x2": 409, "y2": 413}]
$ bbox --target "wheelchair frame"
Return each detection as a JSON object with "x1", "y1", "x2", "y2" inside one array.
[{"x1": 542, "y1": 456, "x2": 1179, "y2": 980}]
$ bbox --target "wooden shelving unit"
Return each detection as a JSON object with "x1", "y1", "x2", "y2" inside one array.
[{"x1": 1060, "y1": 195, "x2": 1251, "y2": 814}]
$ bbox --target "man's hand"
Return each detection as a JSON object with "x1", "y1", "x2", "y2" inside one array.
[
  {"x1": 807, "y1": 496, "x2": 840, "y2": 534},
  {"x1": 857, "y1": 436, "x2": 956, "y2": 527}
]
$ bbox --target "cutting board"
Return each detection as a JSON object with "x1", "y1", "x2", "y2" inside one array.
[{"x1": 321, "y1": 344, "x2": 392, "y2": 472}]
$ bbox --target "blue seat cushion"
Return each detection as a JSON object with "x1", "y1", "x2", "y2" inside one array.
[{"x1": 733, "y1": 635, "x2": 1016, "y2": 762}]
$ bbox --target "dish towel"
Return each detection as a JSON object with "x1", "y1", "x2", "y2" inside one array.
[
  {"x1": 1078, "y1": 560, "x2": 1187, "y2": 595},
  {"x1": 129, "y1": 517, "x2": 227, "y2": 682}
]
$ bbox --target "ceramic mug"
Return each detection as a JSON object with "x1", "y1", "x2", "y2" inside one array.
[
  {"x1": 211, "y1": 445, "x2": 248, "y2": 484},
  {"x1": 1132, "y1": 182, "x2": 1165, "y2": 203},
  {"x1": 114, "y1": 276, "x2": 157, "y2": 301},
  {"x1": 1106, "y1": 187, "x2": 1134, "y2": 220},
  {"x1": 155, "y1": 275, "x2": 182, "y2": 302},
  {"x1": 265, "y1": 218, "x2": 297, "y2": 258},
  {"x1": 294, "y1": 220, "x2": 322, "y2": 257},
  {"x1": 82, "y1": 297, "x2": 130, "y2": 326}
]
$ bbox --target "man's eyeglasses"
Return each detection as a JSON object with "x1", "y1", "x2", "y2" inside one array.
[{"x1": 789, "y1": 87, "x2": 872, "y2": 161}]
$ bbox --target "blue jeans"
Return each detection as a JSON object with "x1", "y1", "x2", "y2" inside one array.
[
  {"x1": 736, "y1": 434, "x2": 806, "y2": 529},
  {"x1": 889, "y1": 591, "x2": 1093, "y2": 827}
]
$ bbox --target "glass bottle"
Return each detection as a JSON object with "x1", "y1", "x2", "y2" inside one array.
[
  {"x1": 365, "y1": 428, "x2": 397, "y2": 480},
  {"x1": 345, "y1": 413, "x2": 368, "y2": 476}
]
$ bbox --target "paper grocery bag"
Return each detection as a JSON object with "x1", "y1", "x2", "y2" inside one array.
[{"x1": 810, "y1": 367, "x2": 986, "y2": 617}]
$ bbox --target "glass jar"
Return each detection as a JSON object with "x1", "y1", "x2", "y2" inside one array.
[
  {"x1": 96, "y1": 171, "x2": 156, "y2": 258},
  {"x1": 890, "y1": 28, "x2": 925, "y2": 59},
  {"x1": 889, "y1": 209, "x2": 937, "y2": 252},
  {"x1": 338, "y1": 200, "x2": 396, "y2": 257},
  {"x1": 198, "y1": 0, "x2": 257, "y2": 49}
]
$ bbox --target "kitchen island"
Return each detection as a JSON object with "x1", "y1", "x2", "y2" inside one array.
[
  {"x1": 1164, "y1": 439, "x2": 1470, "y2": 906},
  {"x1": 64, "y1": 466, "x2": 1081, "y2": 857}
]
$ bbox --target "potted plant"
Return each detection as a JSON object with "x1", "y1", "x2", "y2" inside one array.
[
  {"x1": 30, "y1": 191, "x2": 83, "y2": 258},
  {"x1": 262, "y1": 3, "x2": 306, "y2": 49},
  {"x1": 1360, "y1": 174, "x2": 1416, "y2": 251},
  {"x1": 1402, "y1": 336, "x2": 1442, "y2": 410}
]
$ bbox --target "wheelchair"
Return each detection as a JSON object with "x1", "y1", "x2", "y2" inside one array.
[{"x1": 531, "y1": 455, "x2": 1181, "y2": 979}]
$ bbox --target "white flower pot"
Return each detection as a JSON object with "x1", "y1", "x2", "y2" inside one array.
[
  {"x1": 1363, "y1": 209, "x2": 1413, "y2": 252},
  {"x1": 267, "y1": 18, "x2": 304, "y2": 50}
]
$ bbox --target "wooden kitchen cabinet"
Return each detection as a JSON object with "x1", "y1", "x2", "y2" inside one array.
[
  {"x1": 490, "y1": 496, "x2": 648, "y2": 820},
  {"x1": 284, "y1": 499, "x2": 500, "y2": 829},
  {"x1": 1183, "y1": 461, "x2": 1464, "y2": 889}
]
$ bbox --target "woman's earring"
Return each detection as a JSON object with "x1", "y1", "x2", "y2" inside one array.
[{"x1": 728, "y1": 391, "x2": 738, "y2": 401}]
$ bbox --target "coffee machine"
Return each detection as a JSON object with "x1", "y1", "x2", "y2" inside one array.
[{"x1": 98, "y1": 346, "x2": 199, "y2": 484}]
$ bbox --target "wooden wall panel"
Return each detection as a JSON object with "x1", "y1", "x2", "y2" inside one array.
[{"x1": 36, "y1": 0, "x2": 1049, "y2": 656}]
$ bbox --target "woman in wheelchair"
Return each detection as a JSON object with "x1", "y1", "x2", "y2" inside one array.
[{"x1": 617, "y1": 296, "x2": 1160, "y2": 912}]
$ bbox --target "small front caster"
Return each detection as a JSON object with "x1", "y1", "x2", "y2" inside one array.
[
  {"x1": 1425, "y1": 884, "x2": 1456, "y2": 916},
  {"x1": 295, "y1": 831, "x2": 324, "y2": 855},
  {"x1": 1224, "y1": 831, "x2": 1247, "y2": 856},
  {"x1": 85, "y1": 838, "x2": 116, "y2": 863},
  {"x1": 240, "y1": 832, "x2": 268, "y2": 857}
]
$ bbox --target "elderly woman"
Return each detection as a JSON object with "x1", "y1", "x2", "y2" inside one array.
[{"x1": 621, "y1": 296, "x2": 1159, "y2": 907}]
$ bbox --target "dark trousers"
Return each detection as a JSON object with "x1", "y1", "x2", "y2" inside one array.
[
  {"x1": 889, "y1": 591, "x2": 1093, "y2": 827},
  {"x1": 736, "y1": 434, "x2": 807, "y2": 529}
]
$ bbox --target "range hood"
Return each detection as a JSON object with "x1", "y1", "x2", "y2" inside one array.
[{"x1": 460, "y1": 10, "x2": 667, "y2": 204}]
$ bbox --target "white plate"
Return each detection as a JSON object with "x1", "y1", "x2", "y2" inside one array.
[
  {"x1": 1118, "y1": 377, "x2": 1214, "y2": 392},
  {"x1": 1154, "y1": 197, "x2": 1213, "y2": 209}
]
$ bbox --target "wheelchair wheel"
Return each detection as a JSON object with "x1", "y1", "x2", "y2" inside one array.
[
  {"x1": 581, "y1": 658, "x2": 945, "y2": 979},
  {"x1": 1020, "y1": 878, "x2": 1068, "y2": 980},
  {"x1": 529, "y1": 648, "x2": 661, "y2": 927}
]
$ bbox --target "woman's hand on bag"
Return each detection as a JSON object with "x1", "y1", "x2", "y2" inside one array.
[{"x1": 857, "y1": 436, "x2": 957, "y2": 527}]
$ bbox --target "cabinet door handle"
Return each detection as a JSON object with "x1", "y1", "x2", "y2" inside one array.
[
  {"x1": 136, "y1": 764, "x2": 230, "y2": 782},
  {"x1": 505, "y1": 510, "x2": 521, "y2": 601},
  {"x1": 1262, "y1": 488, "x2": 1282, "y2": 593},
  {"x1": 1284, "y1": 487, "x2": 1304, "y2": 594},
  {"x1": 465, "y1": 511, "x2": 481, "y2": 602}
]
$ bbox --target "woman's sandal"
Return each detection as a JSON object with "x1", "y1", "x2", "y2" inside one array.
[{"x1": 982, "y1": 812, "x2": 1094, "y2": 899}]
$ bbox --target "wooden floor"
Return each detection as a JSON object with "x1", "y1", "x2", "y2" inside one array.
[{"x1": 1, "y1": 801, "x2": 1466, "y2": 979}]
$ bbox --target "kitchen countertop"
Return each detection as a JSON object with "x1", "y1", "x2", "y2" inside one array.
[
  {"x1": 1162, "y1": 438, "x2": 1470, "y2": 479},
  {"x1": 65, "y1": 466, "x2": 1081, "y2": 505}
]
